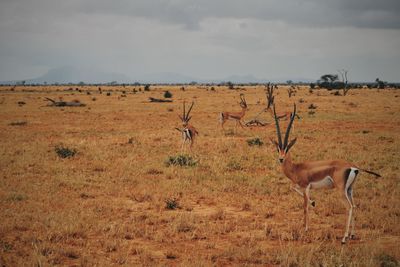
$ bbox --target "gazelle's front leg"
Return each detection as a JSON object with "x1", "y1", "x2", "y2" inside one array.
[
  {"x1": 292, "y1": 184, "x2": 315, "y2": 207},
  {"x1": 181, "y1": 132, "x2": 187, "y2": 153},
  {"x1": 238, "y1": 120, "x2": 245, "y2": 129}
]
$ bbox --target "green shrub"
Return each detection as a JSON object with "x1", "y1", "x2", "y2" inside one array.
[{"x1": 164, "y1": 90, "x2": 173, "y2": 98}]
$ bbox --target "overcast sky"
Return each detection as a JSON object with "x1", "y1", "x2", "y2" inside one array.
[{"x1": 0, "y1": 0, "x2": 399, "y2": 82}]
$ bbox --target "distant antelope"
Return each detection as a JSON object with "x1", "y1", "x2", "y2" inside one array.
[
  {"x1": 219, "y1": 94, "x2": 248, "y2": 131},
  {"x1": 270, "y1": 103, "x2": 381, "y2": 244},
  {"x1": 175, "y1": 101, "x2": 198, "y2": 152},
  {"x1": 265, "y1": 84, "x2": 300, "y2": 121}
]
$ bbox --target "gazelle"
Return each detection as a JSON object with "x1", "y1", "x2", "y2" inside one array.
[
  {"x1": 265, "y1": 84, "x2": 300, "y2": 121},
  {"x1": 270, "y1": 103, "x2": 381, "y2": 244},
  {"x1": 175, "y1": 101, "x2": 198, "y2": 152},
  {"x1": 219, "y1": 94, "x2": 248, "y2": 130}
]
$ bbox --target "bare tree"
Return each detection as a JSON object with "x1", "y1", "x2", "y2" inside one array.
[{"x1": 338, "y1": 69, "x2": 350, "y2": 96}]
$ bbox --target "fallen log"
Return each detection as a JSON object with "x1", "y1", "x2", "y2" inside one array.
[
  {"x1": 148, "y1": 97, "x2": 173, "y2": 103},
  {"x1": 245, "y1": 119, "x2": 269, "y2": 127},
  {"x1": 45, "y1": 97, "x2": 86, "y2": 107}
]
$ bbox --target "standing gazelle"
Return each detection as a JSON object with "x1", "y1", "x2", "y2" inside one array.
[
  {"x1": 176, "y1": 101, "x2": 198, "y2": 152},
  {"x1": 219, "y1": 94, "x2": 248, "y2": 131},
  {"x1": 265, "y1": 84, "x2": 300, "y2": 121},
  {"x1": 270, "y1": 104, "x2": 381, "y2": 244}
]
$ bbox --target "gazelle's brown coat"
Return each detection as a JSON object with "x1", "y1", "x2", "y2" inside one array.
[
  {"x1": 176, "y1": 101, "x2": 198, "y2": 152},
  {"x1": 219, "y1": 94, "x2": 248, "y2": 130},
  {"x1": 271, "y1": 104, "x2": 381, "y2": 244}
]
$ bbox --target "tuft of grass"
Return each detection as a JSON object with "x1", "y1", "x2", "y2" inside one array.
[
  {"x1": 308, "y1": 103, "x2": 317, "y2": 109},
  {"x1": 226, "y1": 160, "x2": 243, "y2": 171},
  {"x1": 165, "y1": 198, "x2": 180, "y2": 210},
  {"x1": 7, "y1": 193, "x2": 27, "y2": 202},
  {"x1": 165, "y1": 154, "x2": 197, "y2": 167},
  {"x1": 55, "y1": 145, "x2": 77, "y2": 158},
  {"x1": 376, "y1": 253, "x2": 399, "y2": 267},
  {"x1": 247, "y1": 137, "x2": 263, "y2": 146}
]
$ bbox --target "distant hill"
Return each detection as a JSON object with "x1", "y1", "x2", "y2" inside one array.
[
  {"x1": 22, "y1": 66, "x2": 132, "y2": 84},
  {"x1": 0, "y1": 66, "x2": 315, "y2": 84}
]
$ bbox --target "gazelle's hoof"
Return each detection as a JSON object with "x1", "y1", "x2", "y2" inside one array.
[
  {"x1": 311, "y1": 200, "x2": 316, "y2": 207},
  {"x1": 350, "y1": 234, "x2": 356, "y2": 240},
  {"x1": 341, "y1": 237, "x2": 347, "y2": 244}
]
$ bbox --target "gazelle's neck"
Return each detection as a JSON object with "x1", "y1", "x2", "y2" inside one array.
[
  {"x1": 240, "y1": 107, "x2": 247, "y2": 116},
  {"x1": 281, "y1": 153, "x2": 297, "y2": 182}
]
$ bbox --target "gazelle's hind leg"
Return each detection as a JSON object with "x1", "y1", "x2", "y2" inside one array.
[
  {"x1": 219, "y1": 113, "x2": 225, "y2": 131},
  {"x1": 342, "y1": 168, "x2": 358, "y2": 244},
  {"x1": 304, "y1": 184, "x2": 311, "y2": 231},
  {"x1": 348, "y1": 187, "x2": 356, "y2": 239}
]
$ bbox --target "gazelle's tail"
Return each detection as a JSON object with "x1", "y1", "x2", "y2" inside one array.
[
  {"x1": 360, "y1": 168, "x2": 381, "y2": 177},
  {"x1": 219, "y1": 113, "x2": 224, "y2": 124}
]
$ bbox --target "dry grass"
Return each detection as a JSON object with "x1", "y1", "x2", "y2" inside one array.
[{"x1": 0, "y1": 85, "x2": 399, "y2": 266}]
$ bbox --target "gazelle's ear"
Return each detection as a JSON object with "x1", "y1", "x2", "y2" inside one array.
[
  {"x1": 269, "y1": 138, "x2": 280, "y2": 151},
  {"x1": 285, "y1": 138, "x2": 297, "y2": 152}
]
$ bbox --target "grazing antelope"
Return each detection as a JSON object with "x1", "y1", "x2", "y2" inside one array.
[
  {"x1": 219, "y1": 94, "x2": 248, "y2": 131},
  {"x1": 270, "y1": 104, "x2": 381, "y2": 244},
  {"x1": 175, "y1": 101, "x2": 198, "y2": 152},
  {"x1": 265, "y1": 84, "x2": 300, "y2": 121}
]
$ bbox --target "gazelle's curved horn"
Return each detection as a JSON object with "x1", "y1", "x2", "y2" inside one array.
[
  {"x1": 273, "y1": 104, "x2": 283, "y2": 149},
  {"x1": 186, "y1": 101, "x2": 194, "y2": 120},
  {"x1": 283, "y1": 103, "x2": 297, "y2": 148},
  {"x1": 182, "y1": 101, "x2": 186, "y2": 120}
]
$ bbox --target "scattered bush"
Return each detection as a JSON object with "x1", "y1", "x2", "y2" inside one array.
[
  {"x1": 144, "y1": 84, "x2": 150, "y2": 91},
  {"x1": 164, "y1": 90, "x2": 173, "y2": 98},
  {"x1": 247, "y1": 137, "x2": 263, "y2": 146},
  {"x1": 165, "y1": 154, "x2": 197, "y2": 167},
  {"x1": 55, "y1": 145, "x2": 77, "y2": 158}
]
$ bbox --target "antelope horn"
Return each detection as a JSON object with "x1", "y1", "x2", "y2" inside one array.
[
  {"x1": 182, "y1": 101, "x2": 186, "y2": 121},
  {"x1": 273, "y1": 104, "x2": 283, "y2": 149},
  {"x1": 186, "y1": 101, "x2": 194, "y2": 120},
  {"x1": 283, "y1": 103, "x2": 297, "y2": 148}
]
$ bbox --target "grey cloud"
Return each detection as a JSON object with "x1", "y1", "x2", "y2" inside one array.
[
  {"x1": 78, "y1": 0, "x2": 400, "y2": 29},
  {"x1": 2, "y1": 0, "x2": 399, "y2": 30},
  {"x1": 0, "y1": 0, "x2": 399, "y2": 82}
]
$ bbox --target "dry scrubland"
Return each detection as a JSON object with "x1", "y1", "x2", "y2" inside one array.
[{"x1": 0, "y1": 85, "x2": 399, "y2": 266}]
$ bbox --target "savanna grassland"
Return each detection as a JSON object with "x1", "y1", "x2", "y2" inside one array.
[{"x1": 0, "y1": 85, "x2": 399, "y2": 266}]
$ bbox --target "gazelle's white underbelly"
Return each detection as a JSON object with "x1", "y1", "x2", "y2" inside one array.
[{"x1": 309, "y1": 176, "x2": 334, "y2": 189}]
